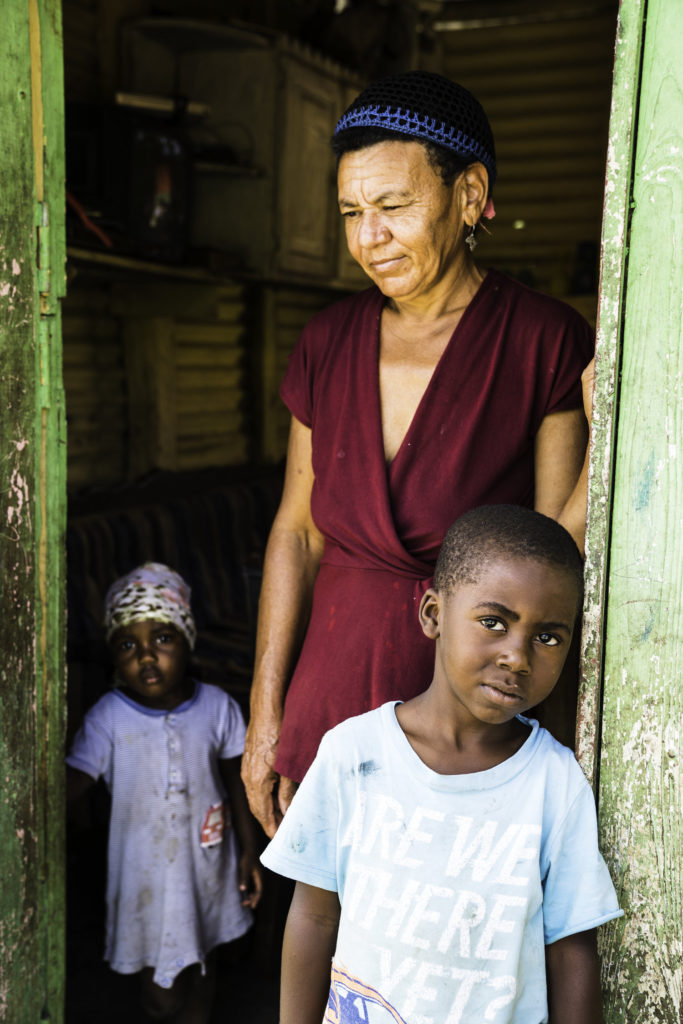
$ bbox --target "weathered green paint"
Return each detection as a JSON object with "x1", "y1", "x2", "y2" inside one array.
[
  {"x1": 0, "y1": 1, "x2": 66, "y2": 1021},
  {"x1": 577, "y1": 0, "x2": 644, "y2": 789},
  {"x1": 583, "y1": 0, "x2": 683, "y2": 1019}
]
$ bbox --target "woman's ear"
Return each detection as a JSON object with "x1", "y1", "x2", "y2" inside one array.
[
  {"x1": 419, "y1": 588, "x2": 441, "y2": 640},
  {"x1": 461, "y1": 162, "x2": 489, "y2": 226}
]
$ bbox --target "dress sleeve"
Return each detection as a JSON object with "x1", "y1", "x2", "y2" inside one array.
[
  {"x1": 279, "y1": 320, "x2": 316, "y2": 429},
  {"x1": 217, "y1": 691, "x2": 247, "y2": 760},
  {"x1": 260, "y1": 731, "x2": 340, "y2": 892},
  {"x1": 541, "y1": 778, "x2": 622, "y2": 943},
  {"x1": 540, "y1": 307, "x2": 594, "y2": 418},
  {"x1": 65, "y1": 702, "x2": 113, "y2": 782}
]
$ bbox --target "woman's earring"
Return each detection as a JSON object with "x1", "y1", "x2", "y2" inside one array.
[{"x1": 465, "y1": 223, "x2": 478, "y2": 252}]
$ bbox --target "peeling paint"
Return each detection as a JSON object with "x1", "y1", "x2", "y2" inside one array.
[
  {"x1": 1, "y1": 0, "x2": 67, "y2": 1019},
  {"x1": 590, "y1": 2, "x2": 683, "y2": 1021}
]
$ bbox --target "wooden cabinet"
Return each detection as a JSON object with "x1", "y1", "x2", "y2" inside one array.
[
  {"x1": 121, "y1": 21, "x2": 366, "y2": 286},
  {"x1": 62, "y1": 21, "x2": 372, "y2": 489},
  {"x1": 334, "y1": 83, "x2": 370, "y2": 289},
  {"x1": 275, "y1": 55, "x2": 340, "y2": 278}
]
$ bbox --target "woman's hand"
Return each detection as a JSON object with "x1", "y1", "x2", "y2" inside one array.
[
  {"x1": 277, "y1": 775, "x2": 298, "y2": 820},
  {"x1": 241, "y1": 720, "x2": 297, "y2": 837},
  {"x1": 241, "y1": 715, "x2": 283, "y2": 838}
]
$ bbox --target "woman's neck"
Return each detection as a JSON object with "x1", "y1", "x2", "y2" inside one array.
[{"x1": 387, "y1": 260, "x2": 484, "y2": 325}]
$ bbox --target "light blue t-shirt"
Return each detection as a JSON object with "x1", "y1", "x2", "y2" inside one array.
[{"x1": 262, "y1": 702, "x2": 621, "y2": 1024}]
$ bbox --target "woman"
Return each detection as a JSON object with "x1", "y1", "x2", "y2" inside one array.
[{"x1": 242, "y1": 71, "x2": 594, "y2": 837}]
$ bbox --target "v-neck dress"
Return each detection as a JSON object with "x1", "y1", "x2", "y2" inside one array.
[{"x1": 275, "y1": 270, "x2": 593, "y2": 782}]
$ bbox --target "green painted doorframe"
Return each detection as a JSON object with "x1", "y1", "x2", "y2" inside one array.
[
  {"x1": 1, "y1": 0, "x2": 680, "y2": 1021},
  {"x1": 0, "y1": 1, "x2": 66, "y2": 1021},
  {"x1": 579, "y1": 0, "x2": 683, "y2": 1019}
]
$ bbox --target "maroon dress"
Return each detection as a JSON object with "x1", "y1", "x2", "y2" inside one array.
[{"x1": 274, "y1": 270, "x2": 593, "y2": 782}]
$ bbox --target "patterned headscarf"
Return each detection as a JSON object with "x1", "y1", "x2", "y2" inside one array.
[{"x1": 103, "y1": 562, "x2": 197, "y2": 650}]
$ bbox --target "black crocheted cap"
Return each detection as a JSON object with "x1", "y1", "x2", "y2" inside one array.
[{"x1": 334, "y1": 70, "x2": 496, "y2": 187}]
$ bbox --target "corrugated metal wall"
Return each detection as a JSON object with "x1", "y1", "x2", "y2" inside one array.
[
  {"x1": 260, "y1": 285, "x2": 340, "y2": 461},
  {"x1": 61, "y1": 268, "x2": 341, "y2": 490},
  {"x1": 63, "y1": 282, "x2": 127, "y2": 488},
  {"x1": 174, "y1": 284, "x2": 249, "y2": 469},
  {"x1": 62, "y1": 276, "x2": 251, "y2": 489},
  {"x1": 438, "y1": 5, "x2": 616, "y2": 298}
]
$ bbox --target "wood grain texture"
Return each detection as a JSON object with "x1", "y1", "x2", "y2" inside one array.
[
  {"x1": 577, "y1": 0, "x2": 644, "y2": 786},
  {"x1": 0, "y1": 0, "x2": 66, "y2": 1020},
  {"x1": 594, "y1": 0, "x2": 683, "y2": 1019}
]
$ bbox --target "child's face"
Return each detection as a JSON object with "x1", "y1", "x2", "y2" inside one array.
[
  {"x1": 420, "y1": 556, "x2": 579, "y2": 729},
  {"x1": 110, "y1": 619, "x2": 191, "y2": 710}
]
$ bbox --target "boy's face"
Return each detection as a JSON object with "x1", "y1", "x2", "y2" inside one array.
[
  {"x1": 110, "y1": 619, "x2": 191, "y2": 710},
  {"x1": 419, "y1": 556, "x2": 579, "y2": 728}
]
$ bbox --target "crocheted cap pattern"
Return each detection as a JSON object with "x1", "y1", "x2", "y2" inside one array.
[{"x1": 335, "y1": 70, "x2": 496, "y2": 186}]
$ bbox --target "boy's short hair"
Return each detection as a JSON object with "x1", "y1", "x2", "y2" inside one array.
[{"x1": 433, "y1": 504, "x2": 584, "y2": 602}]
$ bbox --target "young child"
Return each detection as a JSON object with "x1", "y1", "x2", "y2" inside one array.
[
  {"x1": 262, "y1": 505, "x2": 622, "y2": 1024},
  {"x1": 67, "y1": 562, "x2": 262, "y2": 1023}
]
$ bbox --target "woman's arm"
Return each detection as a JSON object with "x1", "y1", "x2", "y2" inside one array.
[
  {"x1": 241, "y1": 416, "x2": 325, "y2": 838},
  {"x1": 546, "y1": 928, "x2": 603, "y2": 1023},
  {"x1": 534, "y1": 359, "x2": 595, "y2": 555},
  {"x1": 219, "y1": 756, "x2": 263, "y2": 908},
  {"x1": 280, "y1": 881, "x2": 341, "y2": 1024}
]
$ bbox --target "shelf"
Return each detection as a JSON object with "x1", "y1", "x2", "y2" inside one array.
[
  {"x1": 67, "y1": 247, "x2": 228, "y2": 282},
  {"x1": 193, "y1": 161, "x2": 263, "y2": 177},
  {"x1": 66, "y1": 246, "x2": 364, "y2": 294},
  {"x1": 126, "y1": 17, "x2": 270, "y2": 54}
]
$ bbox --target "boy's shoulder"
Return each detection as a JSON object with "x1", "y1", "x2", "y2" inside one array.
[
  {"x1": 315, "y1": 702, "x2": 399, "y2": 775},
  {"x1": 323, "y1": 702, "x2": 390, "y2": 744},
  {"x1": 532, "y1": 721, "x2": 586, "y2": 770},
  {"x1": 522, "y1": 722, "x2": 595, "y2": 826}
]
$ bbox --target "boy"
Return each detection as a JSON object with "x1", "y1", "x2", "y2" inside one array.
[{"x1": 261, "y1": 505, "x2": 621, "y2": 1024}]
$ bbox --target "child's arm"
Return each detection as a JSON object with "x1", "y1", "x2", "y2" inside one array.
[
  {"x1": 219, "y1": 756, "x2": 263, "y2": 909},
  {"x1": 280, "y1": 880, "x2": 340, "y2": 1024},
  {"x1": 66, "y1": 765, "x2": 96, "y2": 802},
  {"x1": 66, "y1": 765, "x2": 98, "y2": 830},
  {"x1": 546, "y1": 928, "x2": 603, "y2": 1023}
]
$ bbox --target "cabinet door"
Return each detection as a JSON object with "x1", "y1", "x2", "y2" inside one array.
[
  {"x1": 275, "y1": 57, "x2": 339, "y2": 277},
  {"x1": 335, "y1": 83, "x2": 373, "y2": 289}
]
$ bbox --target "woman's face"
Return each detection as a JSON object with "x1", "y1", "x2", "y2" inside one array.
[{"x1": 338, "y1": 140, "x2": 468, "y2": 305}]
